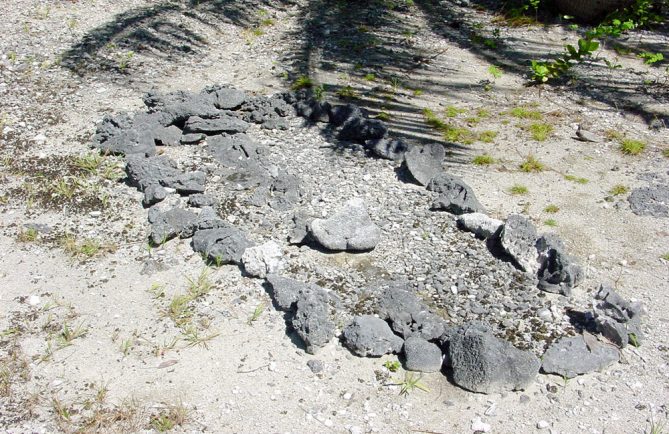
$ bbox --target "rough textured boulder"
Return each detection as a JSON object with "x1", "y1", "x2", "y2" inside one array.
[
  {"x1": 207, "y1": 134, "x2": 265, "y2": 168},
  {"x1": 541, "y1": 336, "x2": 619, "y2": 378},
  {"x1": 191, "y1": 226, "x2": 253, "y2": 264},
  {"x1": 456, "y1": 213, "x2": 503, "y2": 239},
  {"x1": 183, "y1": 115, "x2": 249, "y2": 135},
  {"x1": 207, "y1": 86, "x2": 248, "y2": 110},
  {"x1": 188, "y1": 194, "x2": 218, "y2": 208},
  {"x1": 268, "y1": 173, "x2": 303, "y2": 210},
  {"x1": 93, "y1": 113, "x2": 157, "y2": 156},
  {"x1": 148, "y1": 208, "x2": 198, "y2": 245},
  {"x1": 427, "y1": 173, "x2": 485, "y2": 215},
  {"x1": 402, "y1": 336, "x2": 443, "y2": 373},
  {"x1": 266, "y1": 274, "x2": 312, "y2": 311},
  {"x1": 342, "y1": 315, "x2": 404, "y2": 357},
  {"x1": 241, "y1": 241, "x2": 283, "y2": 278},
  {"x1": 495, "y1": 214, "x2": 539, "y2": 273},
  {"x1": 403, "y1": 144, "x2": 445, "y2": 186},
  {"x1": 628, "y1": 185, "x2": 669, "y2": 218},
  {"x1": 536, "y1": 234, "x2": 584, "y2": 295},
  {"x1": 309, "y1": 198, "x2": 381, "y2": 251},
  {"x1": 328, "y1": 104, "x2": 365, "y2": 127},
  {"x1": 449, "y1": 326, "x2": 540, "y2": 393},
  {"x1": 143, "y1": 90, "x2": 219, "y2": 124},
  {"x1": 291, "y1": 291, "x2": 335, "y2": 354},
  {"x1": 365, "y1": 137, "x2": 412, "y2": 161},
  {"x1": 142, "y1": 184, "x2": 168, "y2": 207},
  {"x1": 593, "y1": 285, "x2": 644, "y2": 348},
  {"x1": 338, "y1": 117, "x2": 388, "y2": 142},
  {"x1": 125, "y1": 155, "x2": 205, "y2": 200},
  {"x1": 376, "y1": 285, "x2": 446, "y2": 341}
]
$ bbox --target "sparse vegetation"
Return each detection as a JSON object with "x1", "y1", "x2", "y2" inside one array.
[
  {"x1": 510, "y1": 184, "x2": 529, "y2": 195},
  {"x1": 544, "y1": 204, "x2": 560, "y2": 213},
  {"x1": 383, "y1": 360, "x2": 401, "y2": 372},
  {"x1": 509, "y1": 106, "x2": 542, "y2": 120},
  {"x1": 472, "y1": 154, "x2": 495, "y2": 165},
  {"x1": 527, "y1": 122, "x2": 554, "y2": 141},
  {"x1": 609, "y1": 184, "x2": 629, "y2": 196},
  {"x1": 397, "y1": 372, "x2": 429, "y2": 396},
  {"x1": 150, "y1": 402, "x2": 189, "y2": 432},
  {"x1": 661, "y1": 252, "x2": 669, "y2": 261},
  {"x1": 445, "y1": 105, "x2": 467, "y2": 118},
  {"x1": 17, "y1": 227, "x2": 39, "y2": 242},
  {"x1": 478, "y1": 130, "x2": 498, "y2": 143},
  {"x1": 248, "y1": 302, "x2": 266, "y2": 325},
  {"x1": 291, "y1": 75, "x2": 313, "y2": 90},
  {"x1": 519, "y1": 154, "x2": 544, "y2": 172},
  {"x1": 620, "y1": 138, "x2": 646, "y2": 155},
  {"x1": 564, "y1": 174, "x2": 589, "y2": 184},
  {"x1": 544, "y1": 219, "x2": 558, "y2": 227},
  {"x1": 336, "y1": 85, "x2": 359, "y2": 99}
]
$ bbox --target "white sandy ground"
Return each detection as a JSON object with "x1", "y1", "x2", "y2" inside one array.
[{"x1": 1, "y1": 0, "x2": 669, "y2": 433}]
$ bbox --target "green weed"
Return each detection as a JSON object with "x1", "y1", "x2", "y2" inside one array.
[
  {"x1": 336, "y1": 85, "x2": 359, "y2": 99},
  {"x1": 620, "y1": 139, "x2": 645, "y2": 155},
  {"x1": 564, "y1": 174, "x2": 589, "y2": 184},
  {"x1": 248, "y1": 303, "x2": 265, "y2": 325},
  {"x1": 291, "y1": 75, "x2": 313, "y2": 90},
  {"x1": 472, "y1": 154, "x2": 495, "y2": 165},
  {"x1": 445, "y1": 105, "x2": 467, "y2": 118},
  {"x1": 510, "y1": 106, "x2": 542, "y2": 120},
  {"x1": 544, "y1": 204, "x2": 560, "y2": 213},
  {"x1": 609, "y1": 184, "x2": 629, "y2": 196},
  {"x1": 488, "y1": 65, "x2": 503, "y2": 79},
  {"x1": 519, "y1": 155, "x2": 545, "y2": 172},
  {"x1": 509, "y1": 184, "x2": 529, "y2": 195},
  {"x1": 527, "y1": 123, "x2": 554, "y2": 141},
  {"x1": 544, "y1": 219, "x2": 558, "y2": 227},
  {"x1": 478, "y1": 130, "x2": 498, "y2": 143},
  {"x1": 397, "y1": 372, "x2": 429, "y2": 396},
  {"x1": 383, "y1": 360, "x2": 401, "y2": 372}
]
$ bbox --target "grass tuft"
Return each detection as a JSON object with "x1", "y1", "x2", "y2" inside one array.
[
  {"x1": 544, "y1": 204, "x2": 560, "y2": 213},
  {"x1": 620, "y1": 139, "x2": 645, "y2": 155},
  {"x1": 609, "y1": 184, "x2": 629, "y2": 196},
  {"x1": 509, "y1": 184, "x2": 528, "y2": 195},
  {"x1": 519, "y1": 155, "x2": 544, "y2": 172},
  {"x1": 527, "y1": 123, "x2": 554, "y2": 141},
  {"x1": 472, "y1": 154, "x2": 495, "y2": 165}
]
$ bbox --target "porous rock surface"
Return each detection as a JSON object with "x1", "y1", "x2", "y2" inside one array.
[
  {"x1": 342, "y1": 315, "x2": 404, "y2": 357},
  {"x1": 309, "y1": 198, "x2": 381, "y2": 251},
  {"x1": 541, "y1": 336, "x2": 619, "y2": 378}
]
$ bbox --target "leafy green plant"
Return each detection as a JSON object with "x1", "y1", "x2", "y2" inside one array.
[
  {"x1": 117, "y1": 51, "x2": 134, "y2": 72},
  {"x1": 397, "y1": 372, "x2": 429, "y2": 396},
  {"x1": 544, "y1": 204, "x2": 560, "y2": 213},
  {"x1": 17, "y1": 227, "x2": 39, "y2": 242},
  {"x1": 291, "y1": 75, "x2": 313, "y2": 90},
  {"x1": 638, "y1": 51, "x2": 664, "y2": 65},
  {"x1": 445, "y1": 105, "x2": 467, "y2": 118},
  {"x1": 383, "y1": 360, "x2": 401, "y2": 372},
  {"x1": 478, "y1": 130, "x2": 498, "y2": 143},
  {"x1": 609, "y1": 184, "x2": 629, "y2": 196},
  {"x1": 519, "y1": 154, "x2": 545, "y2": 172},
  {"x1": 248, "y1": 303, "x2": 265, "y2": 325},
  {"x1": 376, "y1": 111, "x2": 391, "y2": 121},
  {"x1": 488, "y1": 65, "x2": 503, "y2": 79},
  {"x1": 527, "y1": 123, "x2": 554, "y2": 141},
  {"x1": 364, "y1": 73, "x2": 376, "y2": 81},
  {"x1": 620, "y1": 139, "x2": 645, "y2": 155},
  {"x1": 629, "y1": 332, "x2": 640, "y2": 347},
  {"x1": 510, "y1": 184, "x2": 529, "y2": 195},
  {"x1": 472, "y1": 154, "x2": 495, "y2": 165},
  {"x1": 509, "y1": 106, "x2": 542, "y2": 120},
  {"x1": 544, "y1": 219, "x2": 558, "y2": 227}
]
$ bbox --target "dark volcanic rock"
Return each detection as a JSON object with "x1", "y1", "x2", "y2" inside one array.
[
  {"x1": 403, "y1": 144, "x2": 444, "y2": 186},
  {"x1": 536, "y1": 234, "x2": 584, "y2": 295},
  {"x1": 142, "y1": 184, "x2": 168, "y2": 207},
  {"x1": 143, "y1": 90, "x2": 219, "y2": 124},
  {"x1": 154, "y1": 125, "x2": 183, "y2": 146},
  {"x1": 207, "y1": 134, "x2": 265, "y2": 168},
  {"x1": 149, "y1": 208, "x2": 198, "y2": 245},
  {"x1": 376, "y1": 285, "x2": 446, "y2": 341},
  {"x1": 188, "y1": 194, "x2": 218, "y2": 208},
  {"x1": 183, "y1": 115, "x2": 250, "y2": 135},
  {"x1": 291, "y1": 291, "x2": 336, "y2": 354},
  {"x1": 403, "y1": 336, "x2": 443, "y2": 373},
  {"x1": 342, "y1": 315, "x2": 404, "y2": 357},
  {"x1": 92, "y1": 113, "x2": 156, "y2": 156},
  {"x1": 265, "y1": 274, "x2": 315, "y2": 311},
  {"x1": 309, "y1": 198, "x2": 381, "y2": 251},
  {"x1": 207, "y1": 86, "x2": 248, "y2": 110},
  {"x1": 191, "y1": 226, "x2": 253, "y2": 264},
  {"x1": 365, "y1": 137, "x2": 412, "y2": 161},
  {"x1": 180, "y1": 133, "x2": 206, "y2": 145},
  {"x1": 328, "y1": 104, "x2": 364, "y2": 127},
  {"x1": 338, "y1": 117, "x2": 388, "y2": 142},
  {"x1": 125, "y1": 155, "x2": 205, "y2": 196},
  {"x1": 541, "y1": 335, "x2": 619, "y2": 378},
  {"x1": 427, "y1": 173, "x2": 485, "y2": 215},
  {"x1": 449, "y1": 326, "x2": 540, "y2": 394},
  {"x1": 268, "y1": 173, "x2": 303, "y2": 211},
  {"x1": 593, "y1": 285, "x2": 644, "y2": 348},
  {"x1": 628, "y1": 185, "x2": 669, "y2": 217}
]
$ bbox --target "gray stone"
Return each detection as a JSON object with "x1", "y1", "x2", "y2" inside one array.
[
  {"x1": 403, "y1": 336, "x2": 443, "y2": 373},
  {"x1": 291, "y1": 291, "x2": 335, "y2": 354},
  {"x1": 449, "y1": 326, "x2": 540, "y2": 394},
  {"x1": 328, "y1": 104, "x2": 364, "y2": 127},
  {"x1": 241, "y1": 241, "x2": 283, "y2": 278},
  {"x1": 541, "y1": 336, "x2": 619, "y2": 378},
  {"x1": 338, "y1": 117, "x2": 388, "y2": 142},
  {"x1": 457, "y1": 213, "x2": 503, "y2": 239},
  {"x1": 365, "y1": 137, "x2": 412, "y2": 161},
  {"x1": 307, "y1": 359, "x2": 324, "y2": 374},
  {"x1": 183, "y1": 115, "x2": 250, "y2": 135},
  {"x1": 211, "y1": 87, "x2": 247, "y2": 110},
  {"x1": 296, "y1": 99, "x2": 331, "y2": 123},
  {"x1": 92, "y1": 113, "x2": 156, "y2": 156},
  {"x1": 191, "y1": 226, "x2": 253, "y2": 264},
  {"x1": 143, "y1": 184, "x2": 168, "y2": 207},
  {"x1": 149, "y1": 208, "x2": 198, "y2": 245},
  {"x1": 288, "y1": 211, "x2": 312, "y2": 245},
  {"x1": 593, "y1": 285, "x2": 645, "y2": 348},
  {"x1": 125, "y1": 155, "x2": 205, "y2": 195},
  {"x1": 207, "y1": 134, "x2": 265, "y2": 168},
  {"x1": 180, "y1": 133, "x2": 206, "y2": 145},
  {"x1": 628, "y1": 185, "x2": 669, "y2": 217},
  {"x1": 268, "y1": 173, "x2": 302, "y2": 210},
  {"x1": 265, "y1": 274, "x2": 315, "y2": 311},
  {"x1": 404, "y1": 144, "x2": 445, "y2": 186},
  {"x1": 309, "y1": 198, "x2": 381, "y2": 251},
  {"x1": 342, "y1": 315, "x2": 404, "y2": 357},
  {"x1": 194, "y1": 207, "x2": 228, "y2": 231},
  {"x1": 188, "y1": 194, "x2": 218, "y2": 208},
  {"x1": 376, "y1": 285, "x2": 446, "y2": 340},
  {"x1": 496, "y1": 214, "x2": 539, "y2": 273},
  {"x1": 143, "y1": 90, "x2": 219, "y2": 124},
  {"x1": 428, "y1": 173, "x2": 485, "y2": 214},
  {"x1": 154, "y1": 125, "x2": 183, "y2": 146},
  {"x1": 536, "y1": 234, "x2": 584, "y2": 295}
]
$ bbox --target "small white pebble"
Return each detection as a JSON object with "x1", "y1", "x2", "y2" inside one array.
[
  {"x1": 343, "y1": 392, "x2": 352, "y2": 400},
  {"x1": 28, "y1": 295, "x2": 41, "y2": 306},
  {"x1": 537, "y1": 420, "x2": 550, "y2": 429},
  {"x1": 471, "y1": 417, "x2": 491, "y2": 433}
]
